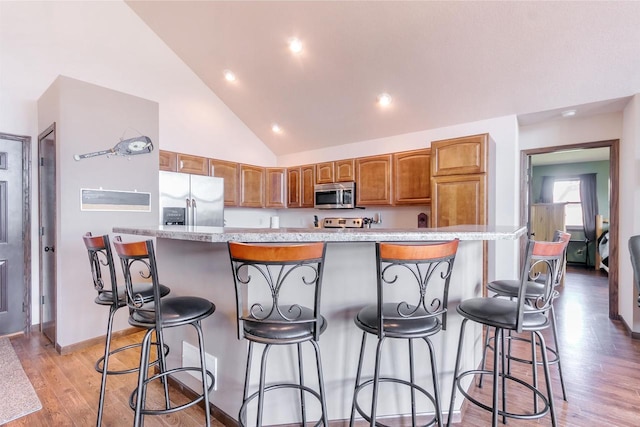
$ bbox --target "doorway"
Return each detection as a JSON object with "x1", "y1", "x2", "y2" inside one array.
[
  {"x1": 521, "y1": 139, "x2": 619, "y2": 319},
  {"x1": 38, "y1": 124, "x2": 57, "y2": 343},
  {"x1": 0, "y1": 132, "x2": 32, "y2": 336}
]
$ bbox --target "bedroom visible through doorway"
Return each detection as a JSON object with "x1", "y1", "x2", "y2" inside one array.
[{"x1": 521, "y1": 140, "x2": 619, "y2": 319}]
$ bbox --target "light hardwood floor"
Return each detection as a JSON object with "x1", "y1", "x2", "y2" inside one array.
[
  {"x1": 6, "y1": 266, "x2": 640, "y2": 426},
  {"x1": 455, "y1": 266, "x2": 640, "y2": 426}
]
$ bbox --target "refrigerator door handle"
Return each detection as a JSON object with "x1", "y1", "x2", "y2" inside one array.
[
  {"x1": 185, "y1": 198, "x2": 191, "y2": 226},
  {"x1": 192, "y1": 198, "x2": 197, "y2": 225}
]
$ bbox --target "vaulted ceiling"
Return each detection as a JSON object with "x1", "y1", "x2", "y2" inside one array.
[{"x1": 126, "y1": 1, "x2": 640, "y2": 155}]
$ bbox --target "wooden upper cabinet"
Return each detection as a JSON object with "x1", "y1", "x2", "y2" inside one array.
[
  {"x1": 355, "y1": 154, "x2": 392, "y2": 206},
  {"x1": 335, "y1": 159, "x2": 355, "y2": 182},
  {"x1": 265, "y1": 167, "x2": 286, "y2": 208},
  {"x1": 316, "y1": 162, "x2": 335, "y2": 184},
  {"x1": 431, "y1": 174, "x2": 486, "y2": 227},
  {"x1": 316, "y1": 159, "x2": 355, "y2": 183},
  {"x1": 431, "y1": 133, "x2": 488, "y2": 177},
  {"x1": 239, "y1": 164, "x2": 265, "y2": 208},
  {"x1": 159, "y1": 150, "x2": 178, "y2": 171},
  {"x1": 300, "y1": 165, "x2": 315, "y2": 207},
  {"x1": 287, "y1": 168, "x2": 301, "y2": 207},
  {"x1": 177, "y1": 153, "x2": 209, "y2": 175},
  {"x1": 393, "y1": 149, "x2": 431, "y2": 205},
  {"x1": 210, "y1": 159, "x2": 239, "y2": 206}
]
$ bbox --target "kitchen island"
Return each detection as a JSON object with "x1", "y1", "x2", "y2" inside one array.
[{"x1": 113, "y1": 224, "x2": 526, "y2": 425}]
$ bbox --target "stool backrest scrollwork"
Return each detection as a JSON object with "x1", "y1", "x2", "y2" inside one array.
[
  {"x1": 228, "y1": 242, "x2": 327, "y2": 342},
  {"x1": 82, "y1": 232, "x2": 120, "y2": 306},
  {"x1": 516, "y1": 238, "x2": 569, "y2": 333},
  {"x1": 112, "y1": 237, "x2": 163, "y2": 326},
  {"x1": 375, "y1": 239, "x2": 459, "y2": 336}
]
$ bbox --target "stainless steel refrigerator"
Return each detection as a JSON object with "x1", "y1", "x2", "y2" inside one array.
[{"x1": 159, "y1": 171, "x2": 224, "y2": 226}]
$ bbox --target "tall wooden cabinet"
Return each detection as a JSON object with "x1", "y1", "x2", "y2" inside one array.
[
  {"x1": 265, "y1": 168, "x2": 286, "y2": 208},
  {"x1": 239, "y1": 164, "x2": 265, "y2": 208},
  {"x1": 300, "y1": 165, "x2": 315, "y2": 207},
  {"x1": 393, "y1": 149, "x2": 431, "y2": 205},
  {"x1": 287, "y1": 165, "x2": 315, "y2": 208},
  {"x1": 356, "y1": 154, "x2": 393, "y2": 206},
  {"x1": 209, "y1": 159, "x2": 239, "y2": 206},
  {"x1": 431, "y1": 134, "x2": 488, "y2": 227}
]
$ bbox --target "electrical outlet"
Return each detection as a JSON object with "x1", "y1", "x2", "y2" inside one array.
[{"x1": 182, "y1": 341, "x2": 217, "y2": 390}]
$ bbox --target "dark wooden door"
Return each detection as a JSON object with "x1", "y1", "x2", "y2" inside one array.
[{"x1": 39, "y1": 125, "x2": 56, "y2": 343}]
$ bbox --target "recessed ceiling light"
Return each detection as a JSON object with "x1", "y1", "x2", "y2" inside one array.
[
  {"x1": 377, "y1": 93, "x2": 392, "y2": 107},
  {"x1": 288, "y1": 38, "x2": 303, "y2": 54},
  {"x1": 271, "y1": 123, "x2": 282, "y2": 133},
  {"x1": 223, "y1": 69, "x2": 236, "y2": 82},
  {"x1": 561, "y1": 109, "x2": 577, "y2": 118}
]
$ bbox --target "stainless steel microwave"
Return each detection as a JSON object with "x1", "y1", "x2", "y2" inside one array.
[{"x1": 314, "y1": 182, "x2": 356, "y2": 209}]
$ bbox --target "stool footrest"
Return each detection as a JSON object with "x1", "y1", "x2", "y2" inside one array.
[
  {"x1": 485, "y1": 335, "x2": 561, "y2": 367},
  {"x1": 353, "y1": 377, "x2": 439, "y2": 427},
  {"x1": 456, "y1": 369, "x2": 550, "y2": 421},
  {"x1": 239, "y1": 383, "x2": 325, "y2": 427},
  {"x1": 129, "y1": 366, "x2": 214, "y2": 415},
  {"x1": 96, "y1": 341, "x2": 169, "y2": 375}
]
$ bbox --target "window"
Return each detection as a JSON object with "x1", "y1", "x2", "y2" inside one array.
[{"x1": 553, "y1": 179, "x2": 583, "y2": 227}]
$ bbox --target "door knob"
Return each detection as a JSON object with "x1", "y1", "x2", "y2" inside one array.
[{"x1": 44, "y1": 246, "x2": 55, "y2": 252}]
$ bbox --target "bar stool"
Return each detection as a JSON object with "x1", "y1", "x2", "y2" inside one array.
[
  {"x1": 113, "y1": 237, "x2": 216, "y2": 427},
  {"x1": 82, "y1": 232, "x2": 170, "y2": 426},
  {"x1": 628, "y1": 235, "x2": 640, "y2": 305},
  {"x1": 479, "y1": 231, "x2": 570, "y2": 401},
  {"x1": 350, "y1": 239, "x2": 460, "y2": 427},
  {"x1": 228, "y1": 241, "x2": 328, "y2": 427},
  {"x1": 447, "y1": 238, "x2": 568, "y2": 427}
]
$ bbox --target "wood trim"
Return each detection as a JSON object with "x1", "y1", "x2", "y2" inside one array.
[
  {"x1": 520, "y1": 139, "x2": 620, "y2": 319},
  {"x1": 165, "y1": 375, "x2": 239, "y2": 427},
  {"x1": 57, "y1": 326, "x2": 145, "y2": 355}
]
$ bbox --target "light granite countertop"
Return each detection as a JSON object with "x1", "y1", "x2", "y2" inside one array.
[{"x1": 113, "y1": 224, "x2": 527, "y2": 243}]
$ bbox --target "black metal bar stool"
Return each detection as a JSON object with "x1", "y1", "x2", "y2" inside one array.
[
  {"x1": 228, "y1": 241, "x2": 328, "y2": 427},
  {"x1": 82, "y1": 232, "x2": 171, "y2": 426},
  {"x1": 113, "y1": 237, "x2": 216, "y2": 427},
  {"x1": 478, "y1": 231, "x2": 570, "y2": 402},
  {"x1": 628, "y1": 235, "x2": 640, "y2": 305},
  {"x1": 350, "y1": 239, "x2": 459, "y2": 427},
  {"x1": 447, "y1": 238, "x2": 568, "y2": 427}
]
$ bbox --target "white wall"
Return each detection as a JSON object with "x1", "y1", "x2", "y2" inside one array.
[
  {"x1": 0, "y1": 1, "x2": 275, "y2": 325},
  {"x1": 38, "y1": 76, "x2": 161, "y2": 347},
  {"x1": 519, "y1": 111, "x2": 623, "y2": 149},
  {"x1": 0, "y1": 1, "x2": 273, "y2": 163},
  {"x1": 519, "y1": 110, "x2": 640, "y2": 327},
  {"x1": 621, "y1": 95, "x2": 640, "y2": 330}
]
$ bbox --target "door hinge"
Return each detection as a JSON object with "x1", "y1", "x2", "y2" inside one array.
[
  {"x1": 22, "y1": 302, "x2": 26, "y2": 312},
  {"x1": 41, "y1": 295, "x2": 45, "y2": 305},
  {"x1": 40, "y1": 157, "x2": 44, "y2": 167}
]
